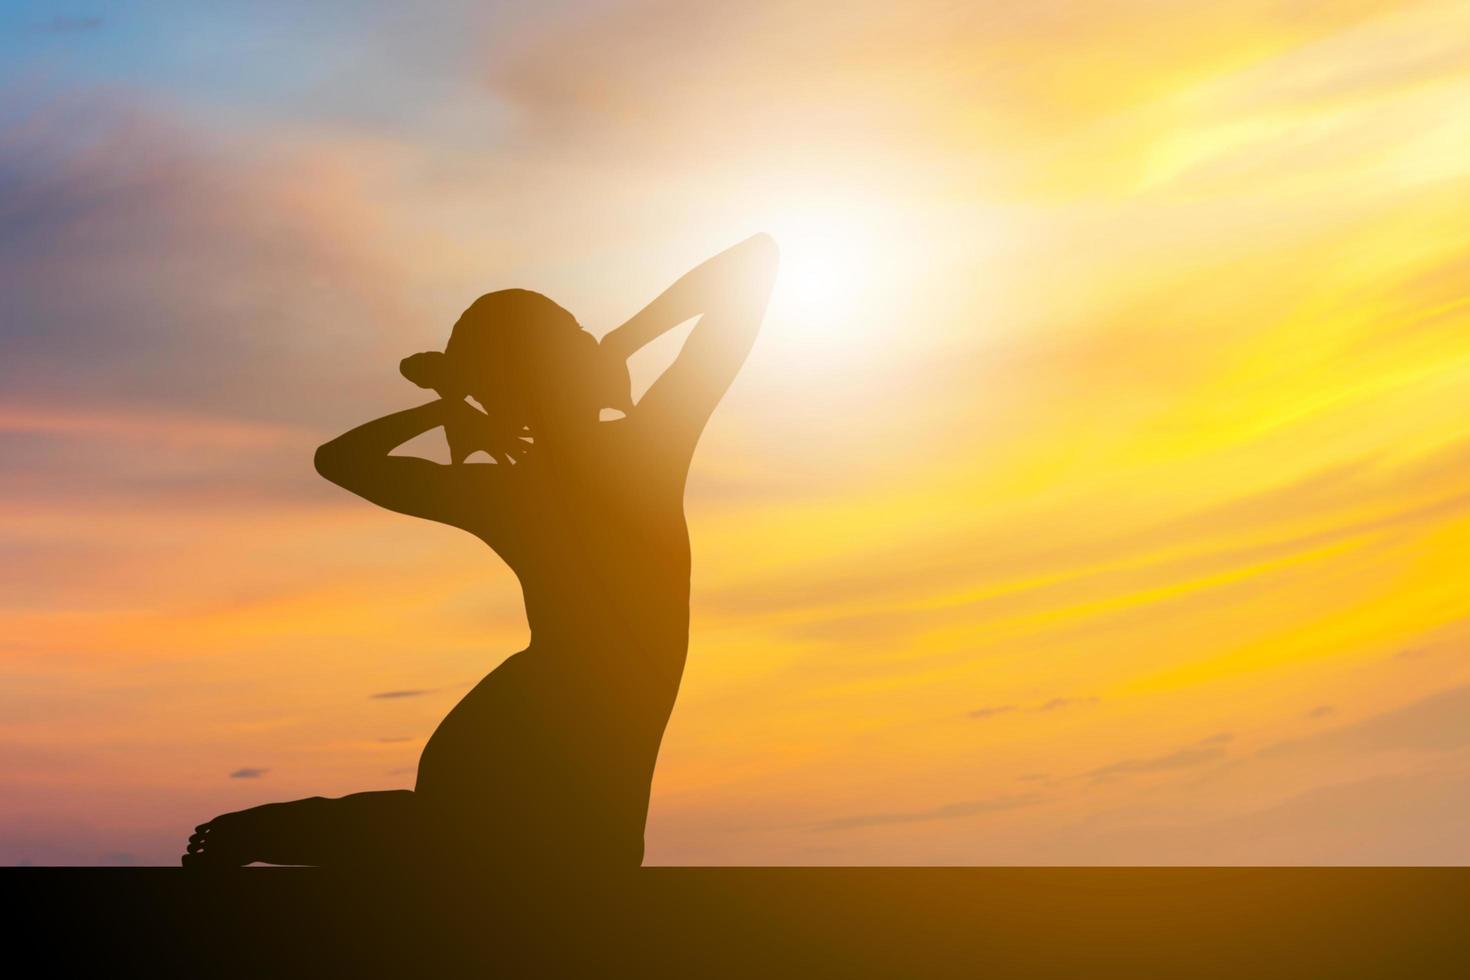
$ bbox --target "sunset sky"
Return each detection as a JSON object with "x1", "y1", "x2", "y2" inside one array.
[{"x1": 4, "y1": 0, "x2": 1470, "y2": 865}]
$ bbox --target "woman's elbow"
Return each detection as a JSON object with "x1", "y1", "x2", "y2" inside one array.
[
  {"x1": 313, "y1": 441, "x2": 350, "y2": 483},
  {"x1": 724, "y1": 233, "x2": 779, "y2": 295},
  {"x1": 741, "y1": 233, "x2": 780, "y2": 274}
]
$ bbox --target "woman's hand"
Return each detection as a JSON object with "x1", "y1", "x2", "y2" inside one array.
[
  {"x1": 442, "y1": 397, "x2": 531, "y2": 466},
  {"x1": 397, "y1": 354, "x2": 526, "y2": 464}
]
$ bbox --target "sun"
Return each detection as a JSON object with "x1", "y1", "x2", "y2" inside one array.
[{"x1": 766, "y1": 206, "x2": 883, "y2": 333}]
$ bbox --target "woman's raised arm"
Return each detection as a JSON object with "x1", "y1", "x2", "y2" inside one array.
[
  {"x1": 602, "y1": 233, "x2": 778, "y2": 456},
  {"x1": 314, "y1": 399, "x2": 507, "y2": 531}
]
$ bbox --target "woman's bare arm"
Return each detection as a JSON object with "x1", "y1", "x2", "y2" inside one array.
[
  {"x1": 601, "y1": 234, "x2": 779, "y2": 359},
  {"x1": 602, "y1": 234, "x2": 779, "y2": 454},
  {"x1": 314, "y1": 399, "x2": 504, "y2": 531}
]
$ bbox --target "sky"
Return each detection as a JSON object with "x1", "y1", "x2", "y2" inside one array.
[{"x1": 3, "y1": 0, "x2": 1470, "y2": 866}]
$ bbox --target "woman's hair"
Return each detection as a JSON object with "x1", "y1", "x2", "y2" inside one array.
[{"x1": 435, "y1": 289, "x2": 632, "y2": 415}]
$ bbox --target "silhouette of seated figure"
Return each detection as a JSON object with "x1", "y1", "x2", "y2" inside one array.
[{"x1": 183, "y1": 235, "x2": 778, "y2": 870}]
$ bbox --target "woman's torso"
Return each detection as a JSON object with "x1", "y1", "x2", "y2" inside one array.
[{"x1": 414, "y1": 419, "x2": 694, "y2": 864}]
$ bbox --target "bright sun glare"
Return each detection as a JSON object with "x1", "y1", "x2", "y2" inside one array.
[{"x1": 766, "y1": 207, "x2": 883, "y2": 334}]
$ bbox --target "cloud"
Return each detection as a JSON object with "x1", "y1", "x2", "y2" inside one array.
[
  {"x1": 709, "y1": 435, "x2": 1470, "y2": 631},
  {"x1": 969, "y1": 696, "x2": 1099, "y2": 720},
  {"x1": 1034, "y1": 690, "x2": 1470, "y2": 862},
  {"x1": 1390, "y1": 618, "x2": 1470, "y2": 663},
  {"x1": 486, "y1": 0, "x2": 1407, "y2": 173},
  {"x1": 1036, "y1": 768, "x2": 1470, "y2": 865},
  {"x1": 781, "y1": 607, "x2": 929, "y2": 648},
  {"x1": 370, "y1": 689, "x2": 434, "y2": 700},
  {"x1": 1305, "y1": 705, "x2": 1336, "y2": 720},
  {"x1": 1086, "y1": 737, "x2": 1231, "y2": 781},
  {"x1": 0, "y1": 90, "x2": 431, "y2": 524},
  {"x1": 228, "y1": 768, "x2": 268, "y2": 779},
  {"x1": 968, "y1": 696, "x2": 1100, "y2": 721},
  {"x1": 1206, "y1": 2, "x2": 1470, "y2": 115},
  {"x1": 812, "y1": 793, "x2": 1044, "y2": 832},
  {"x1": 37, "y1": 15, "x2": 104, "y2": 34},
  {"x1": 1260, "y1": 685, "x2": 1470, "y2": 760},
  {"x1": 377, "y1": 736, "x2": 416, "y2": 743},
  {"x1": 0, "y1": 91, "x2": 415, "y2": 425},
  {"x1": 1034, "y1": 696, "x2": 1100, "y2": 713},
  {"x1": 1148, "y1": 458, "x2": 1380, "y2": 543}
]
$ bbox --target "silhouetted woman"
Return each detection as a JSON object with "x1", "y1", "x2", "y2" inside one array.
[{"x1": 184, "y1": 235, "x2": 778, "y2": 870}]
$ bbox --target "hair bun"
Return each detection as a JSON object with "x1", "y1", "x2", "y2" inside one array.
[{"x1": 400, "y1": 350, "x2": 451, "y2": 391}]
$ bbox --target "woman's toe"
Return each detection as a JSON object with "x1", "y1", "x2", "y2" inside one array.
[
  {"x1": 187, "y1": 813, "x2": 255, "y2": 866},
  {"x1": 182, "y1": 818, "x2": 240, "y2": 867}
]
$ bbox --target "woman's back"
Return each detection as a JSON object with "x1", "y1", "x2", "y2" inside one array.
[
  {"x1": 412, "y1": 418, "x2": 697, "y2": 867},
  {"x1": 474, "y1": 417, "x2": 693, "y2": 659}
]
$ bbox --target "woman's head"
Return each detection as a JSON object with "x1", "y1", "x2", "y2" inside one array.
[{"x1": 419, "y1": 289, "x2": 631, "y2": 427}]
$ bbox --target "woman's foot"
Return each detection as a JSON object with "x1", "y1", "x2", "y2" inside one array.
[
  {"x1": 181, "y1": 791, "x2": 417, "y2": 868},
  {"x1": 182, "y1": 809, "x2": 260, "y2": 867},
  {"x1": 181, "y1": 797, "x2": 330, "y2": 868}
]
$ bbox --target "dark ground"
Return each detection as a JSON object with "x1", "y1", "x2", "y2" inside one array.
[{"x1": 8, "y1": 867, "x2": 1468, "y2": 977}]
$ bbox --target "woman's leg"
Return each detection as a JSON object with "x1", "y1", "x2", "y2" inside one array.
[{"x1": 183, "y1": 790, "x2": 418, "y2": 868}]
